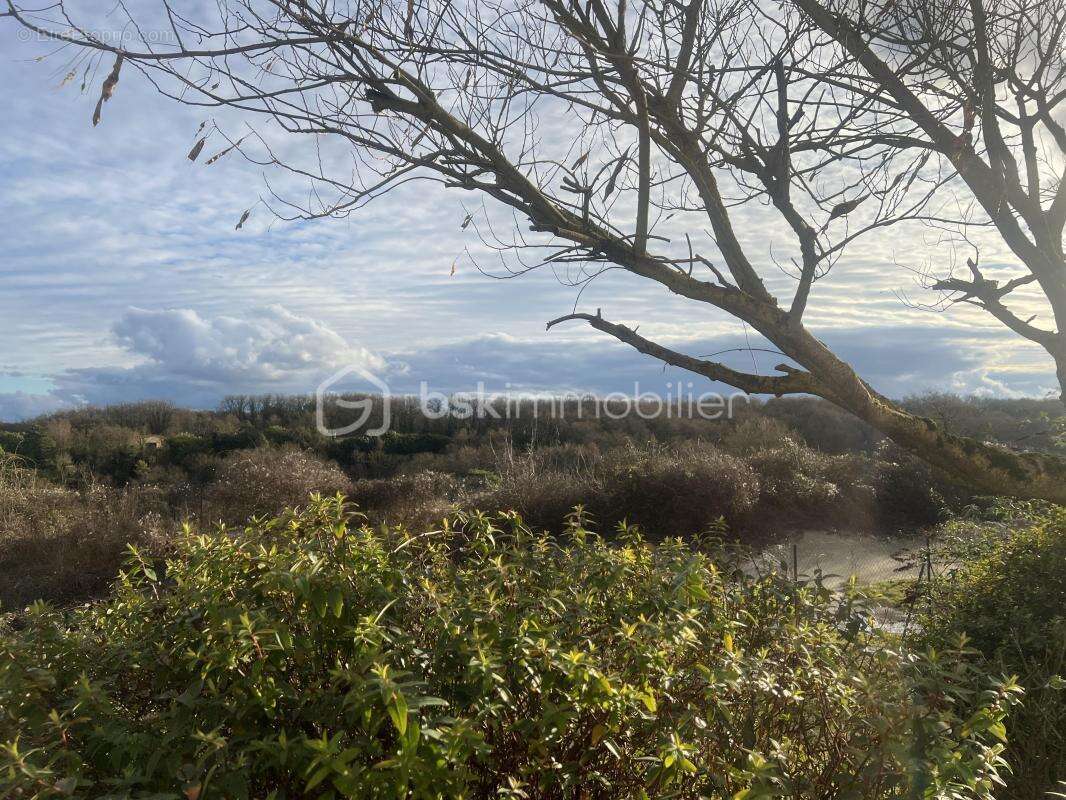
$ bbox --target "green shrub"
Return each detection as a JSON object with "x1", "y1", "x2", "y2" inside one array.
[
  {"x1": 165, "y1": 432, "x2": 212, "y2": 467},
  {"x1": 211, "y1": 425, "x2": 268, "y2": 454},
  {"x1": 871, "y1": 444, "x2": 975, "y2": 529},
  {"x1": 1, "y1": 497, "x2": 1018, "y2": 799},
  {"x1": 923, "y1": 505, "x2": 1066, "y2": 799},
  {"x1": 381, "y1": 431, "x2": 452, "y2": 456},
  {"x1": 0, "y1": 430, "x2": 25, "y2": 455}
]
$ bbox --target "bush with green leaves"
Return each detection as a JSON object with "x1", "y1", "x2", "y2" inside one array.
[
  {"x1": 2, "y1": 497, "x2": 1019, "y2": 799},
  {"x1": 923, "y1": 503, "x2": 1066, "y2": 800}
]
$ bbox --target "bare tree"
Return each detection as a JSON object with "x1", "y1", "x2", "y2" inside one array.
[
  {"x1": 791, "y1": 0, "x2": 1066, "y2": 402},
  {"x1": 5, "y1": 0, "x2": 1065, "y2": 501}
]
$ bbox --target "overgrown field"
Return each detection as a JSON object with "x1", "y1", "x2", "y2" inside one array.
[{"x1": 1, "y1": 394, "x2": 1018, "y2": 608}]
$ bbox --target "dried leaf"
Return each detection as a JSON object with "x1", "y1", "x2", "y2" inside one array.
[
  {"x1": 899, "y1": 152, "x2": 932, "y2": 195},
  {"x1": 92, "y1": 54, "x2": 124, "y2": 127},
  {"x1": 450, "y1": 258, "x2": 458, "y2": 276},
  {"x1": 572, "y1": 152, "x2": 589, "y2": 169},
  {"x1": 235, "y1": 209, "x2": 251, "y2": 230},
  {"x1": 827, "y1": 194, "x2": 867, "y2": 221},
  {"x1": 962, "y1": 99, "x2": 976, "y2": 134},
  {"x1": 460, "y1": 213, "x2": 473, "y2": 230},
  {"x1": 58, "y1": 70, "x2": 76, "y2": 89},
  {"x1": 602, "y1": 146, "x2": 631, "y2": 202},
  {"x1": 187, "y1": 138, "x2": 207, "y2": 162},
  {"x1": 205, "y1": 136, "x2": 248, "y2": 166}
]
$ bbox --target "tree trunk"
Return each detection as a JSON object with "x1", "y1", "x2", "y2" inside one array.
[
  {"x1": 786, "y1": 325, "x2": 1066, "y2": 503},
  {"x1": 557, "y1": 307, "x2": 1066, "y2": 504},
  {"x1": 853, "y1": 395, "x2": 1066, "y2": 503}
]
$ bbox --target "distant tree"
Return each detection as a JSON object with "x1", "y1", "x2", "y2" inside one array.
[
  {"x1": 21, "y1": 425, "x2": 59, "y2": 473},
  {"x1": 140, "y1": 401, "x2": 176, "y2": 435},
  {"x1": 5, "y1": 0, "x2": 1066, "y2": 500}
]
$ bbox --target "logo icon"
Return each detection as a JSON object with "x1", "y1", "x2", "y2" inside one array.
[{"x1": 316, "y1": 365, "x2": 391, "y2": 437}]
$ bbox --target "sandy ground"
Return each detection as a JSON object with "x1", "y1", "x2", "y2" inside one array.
[{"x1": 750, "y1": 529, "x2": 926, "y2": 588}]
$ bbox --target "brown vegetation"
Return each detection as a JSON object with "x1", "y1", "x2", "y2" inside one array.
[
  {"x1": 0, "y1": 454, "x2": 172, "y2": 609},
  {"x1": 0, "y1": 394, "x2": 1053, "y2": 608}
]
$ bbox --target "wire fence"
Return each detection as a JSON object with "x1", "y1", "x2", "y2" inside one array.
[
  {"x1": 732, "y1": 530, "x2": 942, "y2": 634},
  {"x1": 741, "y1": 531, "x2": 927, "y2": 584}
]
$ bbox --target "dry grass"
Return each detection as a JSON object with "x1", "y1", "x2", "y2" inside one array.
[
  {"x1": 347, "y1": 470, "x2": 461, "y2": 527},
  {"x1": 0, "y1": 454, "x2": 172, "y2": 609},
  {"x1": 0, "y1": 436, "x2": 961, "y2": 608},
  {"x1": 471, "y1": 441, "x2": 761, "y2": 538},
  {"x1": 205, "y1": 446, "x2": 353, "y2": 525}
]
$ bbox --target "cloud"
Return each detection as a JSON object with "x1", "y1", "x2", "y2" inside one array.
[
  {"x1": 0, "y1": 391, "x2": 72, "y2": 422},
  {"x1": 111, "y1": 305, "x2": 384, "y2": 383},
  {"x1": 0, "y1": 23, "x2": 1058, "y2": 423},
  {"x1": 0, "y1": 306, "x2": 386, "y2": 417},
  {"x1": 388, "y1": 324, "x2": 1057, "y2": 400},
  {"x1": 0, "y1": 304, "x2": 1057, "y2": 422}
]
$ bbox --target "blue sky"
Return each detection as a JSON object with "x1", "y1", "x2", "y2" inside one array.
[{"x1": 0, "y1": 13, "x2": 1058, "y2": 421}]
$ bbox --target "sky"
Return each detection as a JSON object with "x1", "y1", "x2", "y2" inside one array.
[{"x1": 0, "y1": 8, "x2": 1059, "y2": 421}]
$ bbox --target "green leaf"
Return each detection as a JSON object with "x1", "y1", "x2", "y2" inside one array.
[
  {"x1": 329, "y1": 586, "x2": 344, "y2": 618},
  {"x1": 388, "y1": 692, "x2": 409, "y2": 736}
]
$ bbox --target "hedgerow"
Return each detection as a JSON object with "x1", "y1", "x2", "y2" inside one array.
[{"x1": 2, "y1": 497, "x2": 1018, "y2": 799}]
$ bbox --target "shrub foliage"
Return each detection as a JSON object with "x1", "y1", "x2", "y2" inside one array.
[
  {"x1": 1, "y1": 498, "x2": 1018, "y2": 799},
  {"x1": 923, "y1": 504, "x2": 1066, "y2": 800}
]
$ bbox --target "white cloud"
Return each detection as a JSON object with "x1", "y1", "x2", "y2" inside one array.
[
  {"x1": 0, "y1": 306, "x2": 386, "y2": 417},
  {"x1": 0, "y1": 391, "x2": 72, "y2": 422},
  {"x1": 0, "y1": 303, "x2": 1057, "y2": 421},
  {"x1": 112, "y1": 305, "x2": 384, "y2": 383}
]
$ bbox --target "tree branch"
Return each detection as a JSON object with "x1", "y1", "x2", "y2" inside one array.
[{"x1": 546, "y1": 312, "x2": 821, "y2": 395}]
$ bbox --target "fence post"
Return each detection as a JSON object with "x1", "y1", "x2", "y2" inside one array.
[
  {"x1": 792, "y1": 543, "x2": 799, "y2": 584},
  {"x1": 924, "y1": 535, "x2": 934, "y2": 606}
]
